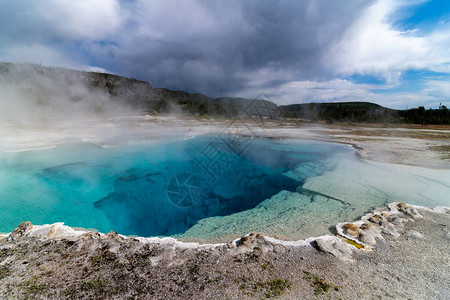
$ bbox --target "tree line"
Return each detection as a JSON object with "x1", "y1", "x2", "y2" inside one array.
[{"x1": 280, "y1": 102, "x2": 450, "y2": 125}]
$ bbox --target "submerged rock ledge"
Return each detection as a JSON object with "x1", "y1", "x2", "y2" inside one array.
[{"x1": 1, "y1": 202, "x2": 449, "y2": 299}]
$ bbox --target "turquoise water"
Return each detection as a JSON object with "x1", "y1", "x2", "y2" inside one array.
[{"x1": 0, "y1": 135, "x2": 349, "y2": 237}]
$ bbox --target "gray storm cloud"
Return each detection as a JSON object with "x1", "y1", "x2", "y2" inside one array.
[
  {"x1": 108, "y1": 0, "x2": 375, "y2": 96},
  {"x1": 0, "y1": 0, "x2": 374, "y2": 97},
  {"x1": 1, "y1": 0, "x2": 450, "y2": 108}
]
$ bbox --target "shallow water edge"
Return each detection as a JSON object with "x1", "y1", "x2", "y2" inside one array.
[{"x1": 2, "y1": 202, "x2": 449, "y2": 252}]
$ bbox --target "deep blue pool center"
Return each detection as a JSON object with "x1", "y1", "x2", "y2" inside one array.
[{"x1": 0, "y1": 134, "x2": 350, "y2": 237}]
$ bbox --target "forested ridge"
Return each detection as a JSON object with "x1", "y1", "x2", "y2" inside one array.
[
  {"x1": 280, "y1": 102, "x2": 450, "y2": 124},
  {"x1": 1, "y1": 62, "x2": 448, "y2": 124}
]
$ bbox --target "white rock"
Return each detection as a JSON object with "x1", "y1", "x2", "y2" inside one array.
[
  {"x1": 404, "y1": 230, "x2": 426, "y2": 240},
  {"x1": 315, "y1": 236, "x2": 354, "y2": 261},
  {"x1": 381, "y1": 228, "x2": 400, "y2": 237},
  {"x1": 359, "y1": 232, "x2": 376, "y2": 245}
]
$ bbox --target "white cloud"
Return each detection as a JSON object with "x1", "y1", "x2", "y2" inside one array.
[
  {"x1": 0, "y1": 44, "x2": 77, "y2": 67},
  {"x1": 331, "y1": 0, "x2": 450, "y2": 81},
  {"x1": 2, "y1": 0, "x2": 124, "y2": 41},
  {"x1": 235, "y1": 77, "x2": 447, "y2": 109},
  {"x1": 240, "y1": 79, "x2": 376, "y2": 105},
  {"x1": 0, "y1": 44, "x2": 108, "y2": 74},
  {"x1": 423, "y1": 79, "x2": 450, "y2": 97},
  {"x1": 79, "y1": 66, "x2": 111, "y2": 74},
  {"x1": 0, "y1": 0, "x2": 124, "y2": 70}
]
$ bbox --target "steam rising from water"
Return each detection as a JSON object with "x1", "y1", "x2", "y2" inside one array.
[
  {"x1": 0, "y1": 64, "x2": 199, "y2": 151},
  {"x1": 0, "y1": 64, "x2": 135, "y2": 125}
]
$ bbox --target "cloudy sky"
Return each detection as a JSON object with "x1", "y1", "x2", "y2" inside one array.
[{"x1": 1, "y1": 0, "x2": 450, "y2": 108}]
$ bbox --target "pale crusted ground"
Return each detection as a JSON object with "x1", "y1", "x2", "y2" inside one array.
[
  {"x1": 259, "y1": 121, "x2": 450, "y2": 169},
  {"x1": 0, "y1": 204, "x2": 449, "y2": 299},
  {"x1": 0, "y1": 117, "x2": 449, "y2": 299},
  {"x1": 3, "y1": 116, "x2": 449, "y2": 170}
]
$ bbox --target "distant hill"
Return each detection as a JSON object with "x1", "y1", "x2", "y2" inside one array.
[
  {"x1": 282, "y1": 102, "x2": 382, "y2": 111},
  {"x1": 0, "y1": 62, "x2": 448, "y2": 124},
  {"x1": 280, "y1": 102, "x2": 449, "y2": 124},
  {"x1": 280, "y1": 102, "x2": 398, "y2": 123},
  {"x1": 0, "y1": 62, "x2": 278, "y2": 118}
]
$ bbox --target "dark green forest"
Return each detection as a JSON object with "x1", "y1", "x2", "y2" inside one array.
[
  {"x1": 398, "y1": 105, "x2": 450, "y2": 125},
  {"x1": 280, "y1": 102, "x2": 450, "y2": 125}
]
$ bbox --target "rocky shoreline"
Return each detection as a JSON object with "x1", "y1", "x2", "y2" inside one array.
[{"x1": 1, "y1": 202, "x2": 449, "y2": 299}]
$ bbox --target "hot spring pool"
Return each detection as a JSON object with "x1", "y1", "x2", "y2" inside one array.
[{"x1": 0, "y1": 134, "x2": 449, "y2": 241}]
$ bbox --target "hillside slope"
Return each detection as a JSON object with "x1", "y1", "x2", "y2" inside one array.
[
  {"x1": 1, "y1": 62, "x2": 447, "y2": 124},
  {"x1": 280, "y1": 102, "x2": 450, "y2": 124},
  {"x1": 0, "y1": 63, "x2": 277, "y2": 118},
  {"x1": 280, "y1": 102, "x2": 398, "y2": 123}
]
